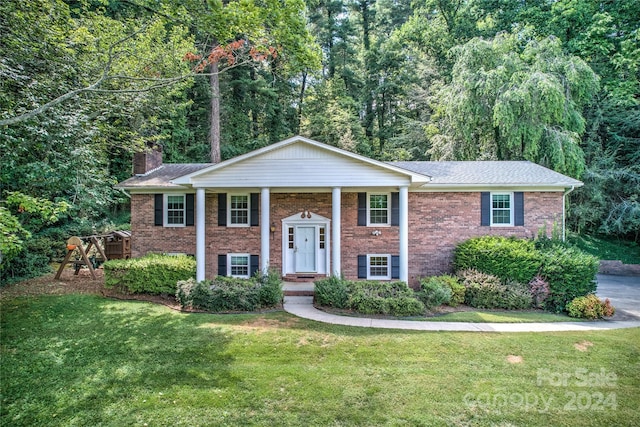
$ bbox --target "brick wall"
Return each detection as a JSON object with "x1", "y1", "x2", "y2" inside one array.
[{"x1": 130, "y1": 190, "x2": 563, "y2": 284}]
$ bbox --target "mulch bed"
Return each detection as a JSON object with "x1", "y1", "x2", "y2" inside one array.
[{"x1": 0, "y1": 267, "x2": 182, "y2": 311}]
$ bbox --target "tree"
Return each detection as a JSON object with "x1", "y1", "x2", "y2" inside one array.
[{"x1": 428, "y1": 32, "x2": 599, "y2": 177}]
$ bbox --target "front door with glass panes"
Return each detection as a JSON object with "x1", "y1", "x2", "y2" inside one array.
[{"x1": 282, "y1": 213, "x2": 329, "y2": 276}]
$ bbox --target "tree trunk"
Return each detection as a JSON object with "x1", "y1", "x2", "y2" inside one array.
[
  {"x1": 297, "y1": 71, "x2": 307, "y2": 133},
  {"x1": 209, "y1": 61, "x2": 221, "y2": 163}
]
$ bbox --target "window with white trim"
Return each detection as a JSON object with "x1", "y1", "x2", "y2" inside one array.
[
  {"x1": 368, "y1": 193, "x2": 390, "y2": 225},
  {"x1": 228, "y1": 194, "x2": 249, "y2": 226},
  {"x1": 228, "y1": 254, "x2": 250, "y2": 278},
  {"x1": 319, "y1": 226, "x2": 325, "y2": 249},
  {"x1": 491, "y1": 192, "x2": 513, "y2": 226},
  {"x1": 165, "y1": 194, "x2": 186, "y2": 226},
  {"x1": 368, "y1": 254, "x2": 391, "y2": 280}
]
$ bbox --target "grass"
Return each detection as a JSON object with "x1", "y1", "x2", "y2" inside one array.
[
  {"x1": 2, "y1": 294, "x2": 639, "y2": 426},
  {"x1": 428, "y1": 310, "x2": 582, "y2": 323},
  {"x1": 569, "y1": 233, "x2": 640, "y2": 264}
]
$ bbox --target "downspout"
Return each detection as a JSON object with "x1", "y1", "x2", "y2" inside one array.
[{"x1": 563, "y1": 185, "x2": 576, "y2": 242}]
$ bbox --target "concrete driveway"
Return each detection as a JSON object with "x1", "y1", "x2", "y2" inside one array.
[{"x1": 596, "y1": 274, "x2": 640, "y2": 320}]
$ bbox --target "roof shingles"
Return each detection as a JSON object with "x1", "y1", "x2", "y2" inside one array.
[
  {"x1": 389, "y1": 161, "x2": 582, "y2": 187},
  {"x1": 116, "y1": 164, "x2": 212, "y2": 189}
]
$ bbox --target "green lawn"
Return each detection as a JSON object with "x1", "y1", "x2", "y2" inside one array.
[
  {"x1": 427, "y1": 310, "x2": 583, "y2": 323},
  {"x1": 569, "y1": 233, "x2": 640, "y2": 264},
  {"x1": 1, "y1": 294, "x2": 639, "y2": 426}
]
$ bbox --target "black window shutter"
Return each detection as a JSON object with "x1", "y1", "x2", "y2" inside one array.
[
  {"x1": 154, "y1": 194, "x2": 163, "y2": 226},
  {"x1": 250, "y1": 193, "x2": 259, "y2": 227},
  {"x1": 218, "y1": 254, "x2": 227, "y2": 276},
  {"x1": 391, "y1": 192, "x2": 399, "y2": 226},
  {"x1": 357, "y1": 255, "x2": 367, "y2": 278},
  {"x1": 185, "y1": 194, "x2": 195, "y2": 226},
  {"x1": 480, "y1": 192, "x2": 490, "y2": 226},
  {"x1": 250, "y1": 255, "x2": 260, "y2": 277},
  {"x1": 514, "y1": 192, "x2": 524, "y2": 226},
  {"x1": 391, "y1": 256, "x2": 400, "y2": 279},
  {"x1": 218, "y1": 193, "x2": 227, "y2": 226},
  {"x1": 357, "y1": 193, "x2": 367, "y2": 226}
]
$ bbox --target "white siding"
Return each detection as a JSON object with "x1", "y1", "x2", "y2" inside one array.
[{"x1": 190, "y1": 142, "x2": 411, "y2": 188}]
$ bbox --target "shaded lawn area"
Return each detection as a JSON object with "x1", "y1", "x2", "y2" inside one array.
[{"x1": 1, "y1": 294, "x2": 639, "y2": 426}]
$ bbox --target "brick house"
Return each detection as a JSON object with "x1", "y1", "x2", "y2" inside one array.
[{"x1": 116, "y1": 136, "x2": 582, "y2": 286}]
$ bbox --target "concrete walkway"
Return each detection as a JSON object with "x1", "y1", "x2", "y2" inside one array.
[{"x1": 282, "y1": 277, "x2": 640, "y2": 332}]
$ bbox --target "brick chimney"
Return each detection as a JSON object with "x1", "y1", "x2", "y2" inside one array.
[{"x1": 133, "y1": 144, "x2": 163, "y2": 175}]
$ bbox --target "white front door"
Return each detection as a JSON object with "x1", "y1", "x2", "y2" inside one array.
[{"x1": 295, "y1": 226, "x2": 316, "y2": 272}]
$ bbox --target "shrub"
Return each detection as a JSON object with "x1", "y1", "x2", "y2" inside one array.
[
  {"x1": 104, "y1": 254, "x2": 196, "y2": 294},
  {"x1": 256, "y1": 269, "x2": 284, "y2": 307},
  {"x1": 502, "y1": 280, "x2": 535, "y2": 310},
  {"x1": 314, "y1": 276, "x2": 349, "y2": 308},
  {"x1": 418, "y1": 276, "x2": 453, "y2": 308},
  {"x1": 446, "y1": 277, "x2": 466, "y2": 307},
  {"x1": 566, "y1": 294, "x2": 616, "y2": 319},
  {"x1": 528, "y1": 275, "x2": 550, "y2": 309},
  {"x1": 539, "y1": 245, "x2": 599, "y2": 312},
  {"x1": 208, "y1": 277, "x2": 261, "y2": 312},
  {"x1": 454, "y1": 236, "x2": 542, "y2": 284},
  {"x1": 176, "y1": 277, "x2": 212, "y2": 309},
  {"x1": 176, "y1": 273, "x2": 282, "y2": 312},
  {"x1": 459, "y1": 269, "x2": 532, "y2": 309},
  {"x1": 347, "y1": 281, "x2": 425, "y2": 317}
]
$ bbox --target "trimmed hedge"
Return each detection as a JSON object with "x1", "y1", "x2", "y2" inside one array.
[
  {"x1": 454, "y1": 236, "x2": 542, "y2": 284},
  {"x1": 314, "y1": 276, "x2": 349, "y2": 309},
  {"x1": 539, "y1": 245, "x2": 599, "y2": 312},
  {"x1": 104, "y1": 254, "x2": 196, "y2": 294},
  {"x1": 176, "y1": 271, "x2": 283, "y2": 312},
  {"x1": 315, "y1": 278, "x2": 425, "y2": 317},
  {"x1": 453, "y1": 236, "x2": 600, "y2": 313},
  {"x1": 348, "y1": 280, "x2": 425, "y2": 316}
]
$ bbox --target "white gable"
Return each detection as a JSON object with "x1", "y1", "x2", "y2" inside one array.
[{"x1": 172, "y1": 136, "x2": 430, "y2": 189}]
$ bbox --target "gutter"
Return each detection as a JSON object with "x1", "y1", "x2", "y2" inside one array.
[{"x1": 562, "y1": 185, "x2": 576, "y2": 242}]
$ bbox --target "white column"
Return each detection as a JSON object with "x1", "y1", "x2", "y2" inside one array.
[
  {"x1": 399, "y1": 186, "x2": 409, "y2": 283},
  {"x1": 260, "y1": 187, "x2": 270, "y2": 274},
  {"x1": 196, "y1": 188, "x2": 206, "y2": 282},
  {"x1": 332, "y1": 187, "x2": 341, "y2": 276}
]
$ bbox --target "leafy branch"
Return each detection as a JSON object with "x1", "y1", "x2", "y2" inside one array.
[{"x1": 0, "y1": 31, "x2": 276, "y2": 126}]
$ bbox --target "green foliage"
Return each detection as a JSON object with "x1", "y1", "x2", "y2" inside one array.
[
  {"x1": 567, "y1": 233, "x2": 640, "y2": 264},
  {"x1": 314, "y1": 276, "x2": 349, "y2": 309},
  {"x1": 453, "y1": 236, "x2": 542, "y2": 284},
  {"x1": 104, "y1": 254, "x2": 196, "y2": 295},
  {"x1": 539, "y1": 245, "x2": 599, "y2": 312},
  {"x1": 175, "y1": 274, "x2": 283, "y2": 312},
  {"x1": 315, "y1": 278, "x2": 425, "y2": 316},
  {"x1": 458, "y1": 269, "x2": 532, "y2": 310},
  {"x1": 444, "y1": 276, "x2": 466, "y2": 307},
  {"x1": 256, "y1": 269, "x2": 284, "y2": 307},
  {"x1": 0, "y1": 207, "x2": 30, "y2": 272},
  {"x1": 566, "y1": 294, "x2": 615, "y2": 320},
  {"x1": 417, "y1": 276, "x2": 453, "y2": 309},
  {"x1": 429, "y1": 31, "x2": 598, "y2": 178},
  {"x1": 0, "y1": 191, "x2": 71, "y2": 279},
  {"x1": 347, "y1": 281, "x2": 425, "y2": 317}
]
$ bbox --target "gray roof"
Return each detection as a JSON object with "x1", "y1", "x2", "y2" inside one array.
[
  {"x1": 115, "y1": 160, "x2": 582, "y2": 190},
  {"x1": 116, "y1": 164, "x2": 212, "y2": 189},
  {"x1": 389, "y1": 161, "x2": 582, "y2": 187}
]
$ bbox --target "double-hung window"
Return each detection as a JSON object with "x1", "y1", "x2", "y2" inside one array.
[
  {"x1": 229, "y1": 194, "x2": 249, "y2": 226},
  {"x1": 491, "y1": 192, "x2": 513, "y2": 226},
  {"x1": 228, "y1": 254, "x2": 250, "y2": 278},
  {"x1": 165, "y1": 194, "x2": 186, "y2": 226},
  {"x1": 368, "y1": 254, "x2": 391, "y2": 280},
  {"x1": 368, "y1": 193, "x2": 390, "y2": 226}
]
